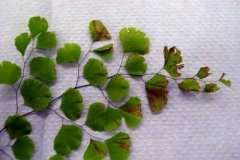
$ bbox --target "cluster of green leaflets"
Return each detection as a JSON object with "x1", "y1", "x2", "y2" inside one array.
[
  {"x1": 2, "y1": 16, "x2": 58, "y2": 160},
  {"x1": 0, "y1": 16, "x2": 232, "y2": 160},
  {"x1": 118, "y1": 28, "x2": 231, "y2": 113},
  {"x1": 49, "y1": 20, "x2": 143, "y2": 160}
]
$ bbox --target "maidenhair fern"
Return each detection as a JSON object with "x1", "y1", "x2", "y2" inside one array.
[{"x1": 0, "y1": 16, "x2": 231, "y2": 160}]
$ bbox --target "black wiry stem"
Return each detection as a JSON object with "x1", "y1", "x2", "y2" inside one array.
[
  {"x1": 0, "y1": 34, "x2": 225, "y2": 160},
  {"x1": 0, "y1": 66, "x2": 94, "y2": 136},
  {"x1": 106, "y1": 53, "x2": 126, "y2": 80},
  {"x1": 16, "y1": 46, "x2": 34, "y2": 91},
  {"x1": 98, "y1": 87, "x2": 117, "y2": 108},
  {"x1": 0, "y1": 127, "x2": 5, "y2": 136},
  {"x1": 116, "y1": 53, "x2": 125, "y2": 74},
  {"x1": 79, "y1": 42, "x2": 93, "y2": 66},
  {"x1": 0, "y1": 149, "x2": 13, "y2": 160},
  {"x1": 157, "y1": 68, "x2": 164, "y2": 74},
  {"x1": 140, "y1": 76, "x2": 145, "y2": 83},
  {"x1": 0, "y1": 139, "x2": 10, "y2": 151},
  {"x1": 119, "y1": 73, "x2": 219, "y2": 86},
  {"x1": 21, "y1": 110, "x2": 35, "y2": 117},
  {"x1": 74, "y1": 84, "x2": 92, "y2": 89},
  {"x1": 49, "y1": 95, "x2": 62, "y2": 106},
  {"x1": 75, "y1": 62, "x2": 81, "y2": 88},
  {"x1": 0, "y1": 41, "x2": 36, "y2": 135},
  {"x1": 75, "y1": 42, "x2": 93, "y2": 87},
  {"x1": 12, "y1": 85, "x2": 18, "y2": 114},
  {"x1": 47, "y1": 107, "x2": 103, "y2": 141},
  {"x1": 13, "y1": 41, "x2": 35, "y2": 114},
  {"x1": 0, "y1": 109, "x2": 36, "y2": 136},
  {"x1": 0, "y1": 139, "x2": 12, "y2": 159}
]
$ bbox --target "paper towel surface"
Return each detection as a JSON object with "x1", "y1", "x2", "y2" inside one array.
[{"x1": 0, "y1": 0, "x2": 240, "y2": 160}]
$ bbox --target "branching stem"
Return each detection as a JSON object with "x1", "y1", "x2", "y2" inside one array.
[
  {"x1": 0, "y1": 79, "x2": 93, "y2": 136},
  {"x1": 49, "y1": 95, "x2": 62, "y2": 106},
  {"x1": 119, "y1": 73, "x2": 219, "y2": 85},
  {"x1": 0, "y1": 149, "x2": 13, "y2": 160},
  {"x1": 0, "y1": 22, "x2": 227, "y2": 160},
  {"x1": 140, "y1": 76, "x2": 145, "y2": 83},
  {"x1": 0, "y1": 140, "x2": 10, "y2": 151},
  {"x1": 47, "y1": 107, "x2": 103, "y2": 141},
  {"x1": 0, "y1": 139, "x2": 12, "y2": 159},
  {"x1": 75, "y1": 42, "x2": 93, "y2": 87},
  {"x1": 98, "y1": 87, "x2": 117, "y2": 108},
  {"x1": 13, "y1": 41, "x2": 35, "y2": 114},
  {"x1": 117, "y1": 53, "x2": 125, "y2": 74}
]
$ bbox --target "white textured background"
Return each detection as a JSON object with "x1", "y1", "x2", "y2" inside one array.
[{"x1": 0, "y1": 0, "x2": 240, "y2": 160}]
